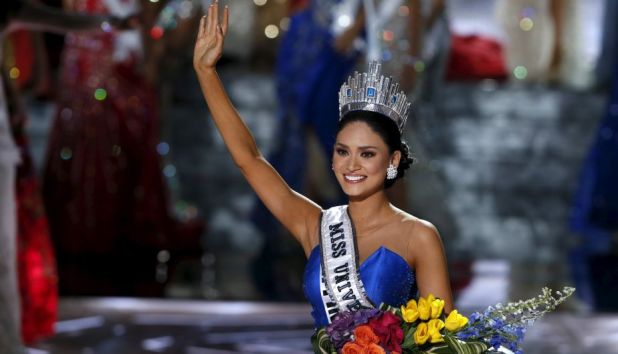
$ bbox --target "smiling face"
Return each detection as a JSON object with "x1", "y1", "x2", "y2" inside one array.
[{"x1": 333, "y1": 121, "x2": 401, "y2": 200}]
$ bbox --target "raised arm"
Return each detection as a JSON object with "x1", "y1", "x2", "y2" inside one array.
[{"x1": 193, "y1": 2, "x2": 322, "y2": 253}]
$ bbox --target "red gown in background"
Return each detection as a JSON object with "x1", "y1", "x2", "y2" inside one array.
[
  {"x1": 4, "y1": 31, "x2": 57, "y2": 345},
  {"x1": 43, "y1": 0, "x2": 198, "y2": 296},
  {"x1": 14, "y1": 112, "x2": 58, "y2": 344}
]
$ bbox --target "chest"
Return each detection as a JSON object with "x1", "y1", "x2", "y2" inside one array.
[{"x1": 353, "y1": 225, "x2": 410, "y2": 265}]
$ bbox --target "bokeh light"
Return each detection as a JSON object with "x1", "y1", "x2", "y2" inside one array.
[
  {"x1": 253, "y1": 0, "x2": 267, "y2": 6},
  {"x1": 150, "y1": 26, "x2": 164, "y2": 40},
  {"x1": 513, "y1": 66, "x2": 528, "y2": 80},
  {"x1": 157, "y1": 142, "x2": 170, "y2": 156},
  {"x1": 60, "y1": 147, "x2": 73, "y2": 160},
  {"x1": 163, "y1": 164, "x2": 177, "y2": 178},
  {"x1": 337, "y1": 15, "x2": 352, "y2": 28},
  {"x1": 519, "y1": 17, "x2": 534, "y2": 31},
  {"x1": 264, "y1": 24, "x2": 279, "y2": 39},
  {"x1": 112, "y1": 145, "x2": 122, "y2": 156},
  {"x1": 383, "y1": 30, "x2": 394, "y2": 42},
  {"x1": 280, "y1": 17, "x2": 290, "y2": 31},
  {"x1": 94, "y1": 88, "x2": 108, "y2": 101},
  {"x1": 9, "y1": 67, "x2": 19, "y2": 80},
  {"x1": 414, "y1": 60, "x2": 426, "y2": 73}
]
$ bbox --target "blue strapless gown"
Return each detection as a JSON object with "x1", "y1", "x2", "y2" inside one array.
[{"x1": 303, "y1": 246, "x2": 417, "y2": 328}]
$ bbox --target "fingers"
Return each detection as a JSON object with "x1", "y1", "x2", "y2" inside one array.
[
  {"x1": 198, "y1": 15, "x2": 206, "y2": 38},
  {"x1": 204, "y1": 4, "x2": 214, "y2": 34},
  {"x1": 222, "y1": 5, "x2": 229, "y2": 36},
  {"x1": 209, "y1": 1, "x2": 218, "y2": 34},
  {"x1": 213, "y1": 0, "x2": 219, "y2": 24},
  {"x1": 202, "y1": 1, "x2": 226, "y2": 38}
]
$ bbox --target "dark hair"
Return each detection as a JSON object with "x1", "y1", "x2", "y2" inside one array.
[{"x1": 337, "y1": 110, "x2": 415, "y2": 189}]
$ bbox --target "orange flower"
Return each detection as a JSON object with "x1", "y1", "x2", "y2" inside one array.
[
  {"x1": 354, "y1": 325, "x2": 380, "y2": 346},
  {"x1": 362, "y1": 343, "x2": 386, "y2": 354},
  {"x1": 342, "y1": 342, "x2": 364, "y2": 354}
]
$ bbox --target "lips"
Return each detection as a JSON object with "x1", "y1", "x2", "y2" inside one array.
[{"x1": 344, "y1": 174, "x2": 367, "y2": 183}]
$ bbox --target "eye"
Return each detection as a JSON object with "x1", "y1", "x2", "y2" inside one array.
[
  {"x1": 361, "y1": 151, "x2": 376, "y2": 158},
  {"x1": 336, "y1": 148, "x2": 349, "y2": 156}
]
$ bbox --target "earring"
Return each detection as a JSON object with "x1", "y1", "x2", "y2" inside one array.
[{"x1": 386, "y1": 164, "x2": 398, "y2": 180}]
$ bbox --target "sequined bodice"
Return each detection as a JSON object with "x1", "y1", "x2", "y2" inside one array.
[{"x1": 303, "y1": 245, "x2": 417, "y2": 327}]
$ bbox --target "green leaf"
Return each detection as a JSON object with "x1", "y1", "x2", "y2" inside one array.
[
  {"x1": 425, "y1": 344, "x2": 457, "y2": 354},
  {"x1": 311, "y1": 328, "x2": 337, "y2": 354},
  {"x1": 402, "y1": 326, "x2": 416, "y2": 349},
  {"x1": 443, "y1": 334, "x2": 488, "y2": 354}
]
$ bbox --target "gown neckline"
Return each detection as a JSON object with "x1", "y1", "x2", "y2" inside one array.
[
  {"x1": 312, "y1": 205, "x2": 413, "y2": 273},
  {"x1": 308, "y1": 244, "x2": 413, "y2": 273}
]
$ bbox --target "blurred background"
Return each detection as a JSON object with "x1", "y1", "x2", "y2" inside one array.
[{"x1": 2, "y1": 0, "x2": 618, "y2": 353}]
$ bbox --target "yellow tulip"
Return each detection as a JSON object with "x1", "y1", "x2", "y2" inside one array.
[
  {"x1": 418, "y1": 297, "x2": 430, "y2": 321},
  {"x1": 401, "y1": 299, "x2": 419, "y2": 323},
  {"x1": 430, "y1": 298, "x2": 445, "y2": 319},
  {"x1": 414, "y1": 322, "x2": 430, "y2": 345},
  {"x1": 445, "y1": 310, "x2": 469, "y2": 332},
  {"x1": 427, "y1": 319, "x2": 445, "y2": 343}
]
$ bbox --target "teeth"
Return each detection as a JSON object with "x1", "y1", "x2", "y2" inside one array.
[{"x1": 345, "y1": 175, "x2": 365, "y2": 181}]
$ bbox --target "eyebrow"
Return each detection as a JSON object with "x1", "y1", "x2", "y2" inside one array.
[{"x1": 335, "y1": 143, "x2": 379, "y2": 150}]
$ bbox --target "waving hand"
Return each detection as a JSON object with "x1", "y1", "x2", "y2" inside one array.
[
  {"x1": 192, "y1": 3, "x2": 322, "y2": 255},
  {"x1": 193, "y1": 1, "x2": 229, "y2": 72}
]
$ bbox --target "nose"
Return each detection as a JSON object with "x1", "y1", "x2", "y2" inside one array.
[{"x1": 346, "y1": 155, "x2": 360, "y2": 172}]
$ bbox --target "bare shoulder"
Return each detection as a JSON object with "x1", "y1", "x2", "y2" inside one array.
[
  {"x1": 397, "y1": 210, "x2": 443, "y2": 261},
  {"x1": 413, "y1": 218, "x2": 441, "y2": 244},
  {"x1": 395, "y1": 208, "x2": 440, "y2": 239}
]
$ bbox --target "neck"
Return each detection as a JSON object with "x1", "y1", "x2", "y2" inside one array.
[{"x1": 347, "y1": 191, "x2": 392, "y2": 229}]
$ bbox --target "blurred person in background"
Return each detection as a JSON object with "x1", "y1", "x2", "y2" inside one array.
[
  {"x1": 495, "y1": 0, "x2": 590, "y2": 88},
  {"x1": 3, "y1": 57, "x2": 58, "y2": 347},
  {"x1": 570, "y1": 0, "x2": 618, "y2": 312},
  {"x1": 1, "y1": 1, "x2": 137, "y2": 352},
  {"x1": 495, "y1": 0, "x2": 562, "y2": 83},
  {"x1": 595, "y1": 0, "x2": 617, "y2": 90},
  {"x1": 42, "y1": 0, "x2": 204, "y2": 297}
]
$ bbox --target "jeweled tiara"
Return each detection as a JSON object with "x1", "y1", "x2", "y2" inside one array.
[{"x1": 338, "y1": 61, "x2": 411, "y2": 133}]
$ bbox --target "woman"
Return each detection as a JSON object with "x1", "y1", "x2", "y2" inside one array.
[
  {"x1": 194, "y1": 0, "x2": 453, "y2": 330},
  {"x1": 569, "y1": 0, "x2": 618, "y2": 309},
  {"x1": 42, "y1": 0, "x2": 203, "y2": 296},
  {"x1": 1, "y1": 1, "x2": 135, "y2": 352}
]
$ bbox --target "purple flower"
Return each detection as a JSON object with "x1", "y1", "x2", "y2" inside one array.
[
  {"x1": 469, "y1": 312, "x2": 482, "y2": 323},
  {"x1": 326, "y1": 309, "x2": 381, "y2": 349},
  {"x1": 489, "y1": 334, "x2": 502, "y2": 349}
]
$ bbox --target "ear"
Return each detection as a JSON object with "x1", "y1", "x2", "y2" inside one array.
[{"x1": 391, "y1": 150, "x2": 401, "y2": 167}]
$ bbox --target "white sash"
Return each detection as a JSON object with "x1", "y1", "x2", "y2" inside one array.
[{"x1": 319, "y1": 206, "x2": 374, "y2": 323}]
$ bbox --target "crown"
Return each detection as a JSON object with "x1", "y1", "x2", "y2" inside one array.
[{"x1": 338, "y1": 61, "x2": 411, "y2": 133}]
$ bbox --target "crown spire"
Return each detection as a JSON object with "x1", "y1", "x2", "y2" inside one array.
[{"x1": 338, "y1": 61, "x2": 411, "y2": 133}]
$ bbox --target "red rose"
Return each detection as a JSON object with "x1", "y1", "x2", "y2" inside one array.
[{"x1": 368, "y1": 312, "x2": 403, "y2": 353}]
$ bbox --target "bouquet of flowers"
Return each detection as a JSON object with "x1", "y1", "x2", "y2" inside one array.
[{"x1": 312, "y1": 287, "x2": 575, "y2": 354}]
